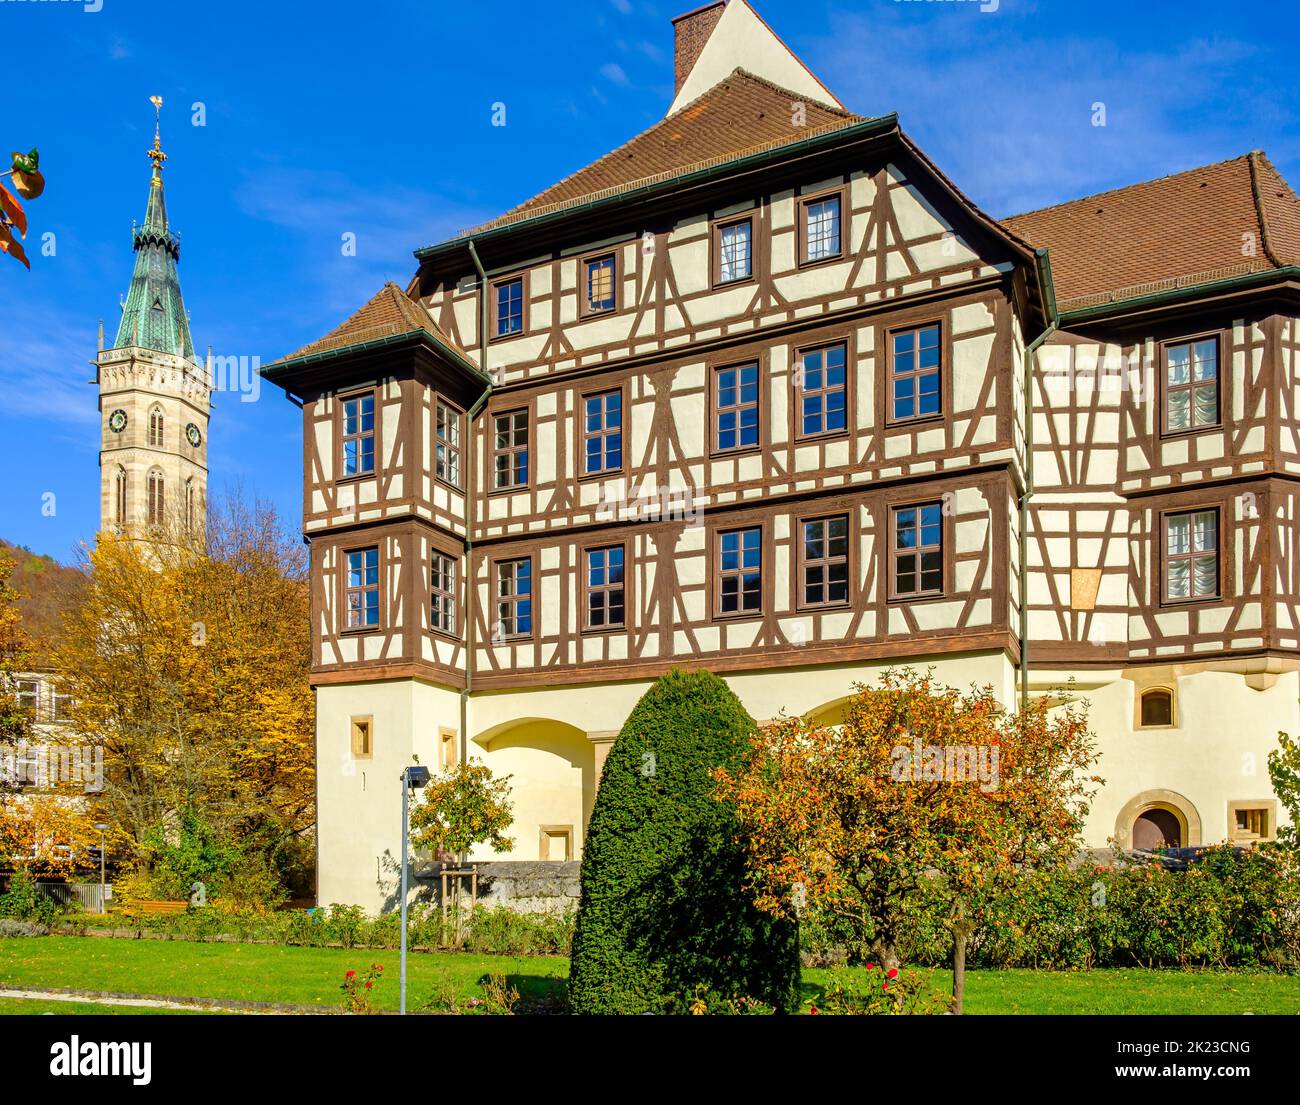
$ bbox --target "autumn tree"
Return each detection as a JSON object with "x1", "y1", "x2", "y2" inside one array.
[
  {"x1": 716, "y1": 668, "x2": 1099, "y2": 1012},
  {"x1": 50, "y1": 493, "x2": 315, "y2": 901},
  {"x1": 409, "y1": 760, "x2": 515, "y2": 860}
]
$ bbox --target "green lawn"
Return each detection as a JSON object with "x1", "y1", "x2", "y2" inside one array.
[
  {"x1": 1, "y1": 937, "x2": 1296, "y2": 1013},
  {"x1": 0, "y1": 996, "x2": 202, "y2": 1015}
]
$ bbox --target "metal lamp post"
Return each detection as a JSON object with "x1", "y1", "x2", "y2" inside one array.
[
  {"x1": 399, "y1": 765, "x2": 430, "y2": 1015},
  {"x1": 92, "y1": 823, "x2": 108, "y2": 914}
]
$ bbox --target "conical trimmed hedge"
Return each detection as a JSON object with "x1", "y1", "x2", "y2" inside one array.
[{"x1": 567, "y1": 669, "x2": 800, "y2": 1013}]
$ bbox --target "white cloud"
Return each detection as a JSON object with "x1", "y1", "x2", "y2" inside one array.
[{"x1": 600, "y1": 62, "x2": 631, "y2": 87}]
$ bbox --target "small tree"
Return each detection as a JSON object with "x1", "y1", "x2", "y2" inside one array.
[
  {"x1": 1267, "y1": 730, "x2": 1300, "y2": 852},
  {"x1": 408, "y1": 760, "x2": 514, "y2": 860},
  {"x1": 568, "y1": 669, "x2": 800, "y2": 1014},
  {"x1": 716, "y1": 668, "x2": 1098, "y2": 1012}
]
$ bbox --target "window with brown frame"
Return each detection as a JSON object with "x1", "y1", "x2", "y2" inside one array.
[
  {"x1": 892, "y1": 502, "x2": 943, "y2": 598},
  {"x1": 345, "y1": 546, "x2": 380, "y2": 629},
  {"x1": 713, "y1": 363, "x2": 760, "y2": 452},
  {"x1": 430, "y1": 552, "x2": 457, "y2": 635},
  {"x1": 435, "y1": 400, "x2": 462, "y2": 487},
  {"x1": 1140, "y1": 688, "x2": 1174, "y2": 727},
  {"x1": 492, "y1": 409, "x2": 529, "y2": 489},
  {"x1": 801, "y1": 193, "x2": 842, "y2": 263},
  {"x1": 148, "y1": 405, "x2": 164, "y2": 448},
  {"x1": 1164, "y1": 336, "x2": 1219, "y2": 433},
  {"x1": 797, "y1": 343, "x2": 847, "y2": 437},
  {"x1": 585, "y1": 545, "x2": 625, "y2": 629},
  {"x1": 1164, "y1": 509, "x2": 1219, "y2": 602},
  {"x1": 340, "y1": 392, "x2": 375, "y2": 477},
  {"x1": 494, "y1": 557, "x2": 532, "y2": 639},
  {"x1": 890, "y1": 323, "x2": 942, "y2": 422},
  {"x1": 583, "y1": 253, "x2": 617, "y2": 314},
  {"x1": 492, "y1": 276, "x2": 524, "y2": 337},
  {"x1": 714, "y1": 216, "x2": 753, "y2": 284},
  {"x1": 583, "y1": 389, "x2": 622, "y2": 475},
  {"x1": 717, "y1": 526, "x2": 762, "y2": 616},
  {"x1": 801, "y1": 515, "x2": 850, "y2": 607}
]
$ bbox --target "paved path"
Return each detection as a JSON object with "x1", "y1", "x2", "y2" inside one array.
[{"x1": 0, "y1": 986, "x2": 328, "y2": 1014}]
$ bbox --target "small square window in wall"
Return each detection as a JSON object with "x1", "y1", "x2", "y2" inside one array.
[
  {"x1": 1229, "y1": 802, "x2": 1274, "y2": 843},
  {"x1": 493, "y1": 277, "x2": 524, "y2": 337},
  {"x1": 341, "y1": 393, "x2": 375, "y2": 477},
  {"x1": 584, "y1": 254, "x2": 617, "y2": 314},
  {"x1": 716, "y1": 218, "x2": 753, "y2": 284},
  {"x1": 540, "y1": 825, "x2": 573, "y2": 861},
  {"x1": 350, "y1": 717, "x2": 373, "y2": 759},
  {"x1": 715, "y1": 364, "x2": 760, "y2": 451},
  {"x1": 1164, "y1": 510, "x2": 1218, "y2": 602},
  {"x1": 438, "y1": 727, "x2": 458, "y2": 771},
  {"x1": 345, "y1": 547, "x2": 380, "y2": 628},
  {"x1": 891, "y1": 324, "x2": 941, "y2": 421},
  {"x1": 1139, "y1": 688, "x2": 1174, "y2": 727},
  {"x1": 1165, "y1": 337, "x2": 1219, "y2": 432}
]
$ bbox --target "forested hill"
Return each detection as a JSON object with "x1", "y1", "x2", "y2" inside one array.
[{"x1": 0, "y1": 540, "x2": 85, "y2": 668}]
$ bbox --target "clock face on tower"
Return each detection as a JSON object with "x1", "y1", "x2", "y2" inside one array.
[
  {"x1": 108, "y1": 409, "x2": 128, "y2": 433},
  {"x1": 185, "y1": 422, "x2": 202, "y2": 448}
]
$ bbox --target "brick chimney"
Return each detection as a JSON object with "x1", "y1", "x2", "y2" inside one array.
[{"x1": 672, "y1": 1, "x2": 727, "y2": 96}]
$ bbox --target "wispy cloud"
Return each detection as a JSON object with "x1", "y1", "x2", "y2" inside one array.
[
  {"x1": 0, "y1": 303, "x2": 100, "y2": 428},
  {"x1": 601, "y1": 62, "x2": 631, "y2": 87}
]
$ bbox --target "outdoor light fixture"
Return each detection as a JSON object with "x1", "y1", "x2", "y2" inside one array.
[{"x1": 399, "y1": 765, "x2": 431, "y2": 1014}]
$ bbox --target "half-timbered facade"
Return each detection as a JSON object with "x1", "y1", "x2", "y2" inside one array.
[{"x1": 266, "y1": 0, "x2": 1300, "y2": 910}]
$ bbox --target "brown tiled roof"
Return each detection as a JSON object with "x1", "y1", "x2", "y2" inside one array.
[
  {"x1": 1002, "y1": 152, "x2": 1300, "y2": 311},
  {"x1": 463, "y1": 69, "x2": 862, "y2": 235},
  {"x1": 272, "y1": 282, "x2": 466, "y2": 366}
]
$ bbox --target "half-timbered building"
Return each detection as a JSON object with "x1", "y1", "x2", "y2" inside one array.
[{"x1": 265, "y1": 0, "x2": 1300, "y2": 910}]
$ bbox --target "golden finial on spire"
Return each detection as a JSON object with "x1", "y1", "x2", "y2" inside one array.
[{"x1": 147, "y1": 95, "x2": 166, "y2": 171}]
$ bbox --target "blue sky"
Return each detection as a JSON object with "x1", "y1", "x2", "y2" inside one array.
[{"x1": 2, "y1": 0, "x2": 1296, "y2": 562}]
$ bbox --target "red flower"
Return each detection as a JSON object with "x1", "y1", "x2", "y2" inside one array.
[
  {"x1": 887, "y1": 967, "x2": 899, "y2": 980},
  {"x1": 866, "y1": 963, "x2": 875, "y2": 971},
  {"x1": 345, "y1": 970, "x2": 356, "y2": 979},
  {"x1": 364, "y1": 981, "x2": 372, "y2": 989},
  {"x1": 376, "y1": 965, "x2": 384, "y2": 972},
  {"x1": 882, "y1": 981, "x2": 889, "y2": 990},
  {"x1": 809, "y1": 1005, "x2": 820, "y2": 1015}
]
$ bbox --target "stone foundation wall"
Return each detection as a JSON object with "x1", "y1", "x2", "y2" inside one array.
[{"x1": 421, "y1": 861, "x2": 581, "y2": 914}]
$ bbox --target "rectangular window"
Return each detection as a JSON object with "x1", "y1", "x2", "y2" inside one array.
[
  {"x1": 493, "y1": 277, "x2": 524, "y2": 337},
  {"x1": 492, "y1": 409, "x2": 529, "y2": 489},
  {"x1": 435, "y1": 400, "x2": 462, "y2": 487},
  {"x1": 341, "y1": 392, "x2": 376, "y2": 477},
  {"x1": 891, "y1": 324, "x2": 942, "y2": 422},
  {"x1": 1165, "y1": 337, "x2": 1219, "y2": 432},
  {"x1": 1164, "y1": 509, "x2": 1219, "y2": 601},
  {"x1": 51, "y1": 691, "x2": 73, "y2": 724},
  {"x1": 584, "y1": 254, "x2": 617, "y2": 314},
  {"x1": 714, "y1": 363, "x2": 760, "y2": 452},
  {"x1": 439, "y1": 727, "x2": 459, "y2": 771},
  {"x1": 583, "y1": 390, "x2": 622, "y2": 475},
  {"x1": 716, "y1": 217, "x2": 753, "y2": 284},
  {"x1": 431, "y1": 552, "x2": 458, "y2": 635},
  {"x1": 15, "y1": 679, "x2": 38, "y2": 719},
  {"x1": 717, "y1": 526, "x2": 763, "y2": 616},
  {"x1": 345, "y1": 547, "x2": 380, "y2": 628},
  {"x1": 350, "y1": 717, "x2": 372, "y2": 759},
  {"x1": 803, "y1": 194, "x2": 842, "y2": 263},
  {"x1": 585, "y1": 545, "x2": 626, "y2": 630},
  {"x1": 798, "y1": 343, "x2": 847, "y2": 436},
  {"x1": 802, "y1": 515, "x2": 850, "y2": 607},
  {"x1": 495, "y1": 557, "x2": 533, "y2": 639},
  {"x1": 892, "y1": 502, "x2": 943, "y2": 598}
]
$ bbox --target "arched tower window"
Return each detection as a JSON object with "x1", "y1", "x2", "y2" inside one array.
[
  {"x1": 148, "y1": 405, "x2": 164, "y2": 448},
  {"x1": 114, "y1": 466, "x2": 127, "y2": 527},
  {"x1": 147, "y1": 468, "x2": 165, "y2": 526}
]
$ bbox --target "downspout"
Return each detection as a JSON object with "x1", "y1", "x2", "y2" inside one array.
[
  {"x1": 460, "y1": 240, "x2": 493, "y2": 767},
  {"x1": 1018, "y1": 248, "x2": 1060, "y2": 714}
]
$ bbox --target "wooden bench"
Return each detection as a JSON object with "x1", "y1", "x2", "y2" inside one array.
[{"x1": 123, "y1": 900, "x2": 189, "y2": 919}]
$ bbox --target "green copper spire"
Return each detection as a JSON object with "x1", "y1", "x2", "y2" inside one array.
[{"x1": 112, "y1": 96, "x2": 195, "y2": 361}]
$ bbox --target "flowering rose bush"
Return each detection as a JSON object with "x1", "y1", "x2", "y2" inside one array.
[{"x1": 340, "y1": 963, "x2": 384, "y2": 1013}]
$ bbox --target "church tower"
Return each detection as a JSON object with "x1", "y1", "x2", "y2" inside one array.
[{"x1": 98, "y1": 97, "x2": 211, "y2": 539}]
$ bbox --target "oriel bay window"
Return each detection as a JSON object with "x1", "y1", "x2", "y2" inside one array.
[
  {"x1": 435, "y1": 400, "x2": 462, "y2": 487},
  {"x1": 585, "y1": 545, "x2": 625, "y2": 630},
  {"x1": 493, "y1": 409, "x2": 529, "y2": 489},
  {"x1": 892, "y1": 502, "x2": 943, "y2": 598},
  {"x1": 583, "y1": 389, "x2": 622, "y2": 475},
  {"x1": 715, "y1": 216, "x2": 753, "y2": 284},
  {"x1": 345, "y1": 546, "x2": 380, "y2": 629},
  {"x1": 714, "y1": 363, "x2": 760, "y2": 452},
  {"x1": 891, "y1": 323, "x2": 941, "y2": 422},
  {"x1": 430, "y1": 552, "x2": 458, "y2": 635},
  {"x1": 1164, "y1": 336, "x2": 1219, "y2": 433},
  {"x1": 1164, "y1": 509, "x2": 1219, "y2": 602},
  {"x1": 494, "y1": 557, "x2": 533, "y2": 639},
  {"x1": 584, "y1": 253, "x2": 617, "y2": 315},
  {"x1": 717, "y1": 526, "x2": 763, "y2": 616},
  {"x1": 798, "y1": 343, "x2": 847, "y2": 436},
  {"x1": 802, "y1": 515, "x2": 850, "y2": 607},
  {"x1": 340, "y1": 392, "x2": 375, "y2": 477}
]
